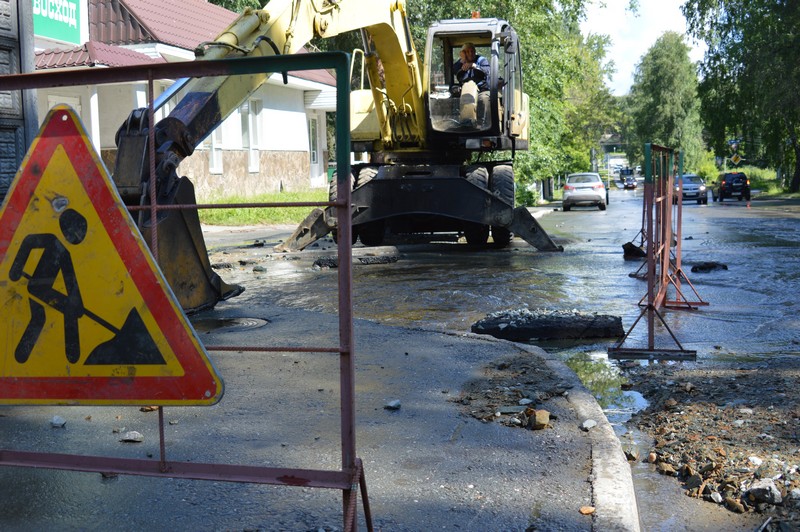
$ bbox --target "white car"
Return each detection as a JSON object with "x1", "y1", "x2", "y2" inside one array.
[
  {"x1": 674, "y1": 173, "x2": 709, "y2": 204},
  {"x1": 563, "y1": 172, "x2": 607, "y2": 211}
]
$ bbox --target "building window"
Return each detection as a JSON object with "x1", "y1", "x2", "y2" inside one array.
[
  {"x1": 241, "y1": 99, "x2": 261, "y2": 173},
  {"x1": 209, "y1": 125, "x2": 223, "y2": 174},
  {"x1": 308, "y1": 117, "x2": 318, "y2": 165}
]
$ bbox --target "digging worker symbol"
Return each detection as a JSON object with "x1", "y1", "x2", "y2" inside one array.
[{"x1": 9, "y1": 208, "x2": 87, "y2": 364}]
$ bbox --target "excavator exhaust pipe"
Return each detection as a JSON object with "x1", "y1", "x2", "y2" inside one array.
[{"x1": 139, "y1": 177, "x2": 243, "y2": 313}]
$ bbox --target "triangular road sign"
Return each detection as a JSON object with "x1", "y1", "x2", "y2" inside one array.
[{"x1": 0, "y1": 106, "x2": 223, "y2": 405}]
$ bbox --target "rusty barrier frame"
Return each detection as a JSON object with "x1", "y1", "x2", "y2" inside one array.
[
  {"x1": 609, "y1": 143, "x2": 700, "y2": 361},
  {"x1": 0, "y1": 52, "x2": 372, "y2": 531}
]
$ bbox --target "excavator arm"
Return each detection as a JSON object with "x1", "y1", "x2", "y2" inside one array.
[{"x1": 113, "y1": 0, "x2": 426, "y2": 312}]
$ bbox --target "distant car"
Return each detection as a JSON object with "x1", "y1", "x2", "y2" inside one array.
[
  {"x1": 563, "y1": 172, "x2": 607, "y2": 211},
  {"x1": 623, "y1": 175, "x2": 637, "y2": 189},
  {"x1": 714, "y1": 172, "x2": 751, "y2": 202},
  {"x1": 674, "y1": 173, "x2": 708, "y2": 204}
]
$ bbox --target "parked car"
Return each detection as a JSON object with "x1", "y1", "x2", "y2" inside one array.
[
  {"x1": 714, "y1": 172, "x2": 751, "y2": 202},
  {"x1": 674, "y1": 173, "x2": 708, "y2": 204},
  {"x1": 563, "y1": 172, "x2": 607, "y2": 211},
  {"x1": 624, "y1": 175, "x2": 637, "y2": 189}
]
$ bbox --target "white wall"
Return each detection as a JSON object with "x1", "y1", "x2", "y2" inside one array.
[{"x1": 258, "y1": 85, "x2": 309, "y2": 152}]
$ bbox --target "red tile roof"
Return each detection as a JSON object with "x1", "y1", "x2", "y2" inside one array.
[
  {"x1": 35, "y1": 41, "x2": 165, "y2": 69},
  {"x1": 56, "y1": 0, "x2": 334, "y2": 86},
  {"x1": 101, "y1": 0, "x2": 239, "y2": 50},
  {"x1": 284, "y1": 47, "x2": 335, "y2": 86}
]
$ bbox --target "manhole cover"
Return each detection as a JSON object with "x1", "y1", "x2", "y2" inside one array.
[{"x1": 190, "y1": 317, "x2": 269, "y2": 333}]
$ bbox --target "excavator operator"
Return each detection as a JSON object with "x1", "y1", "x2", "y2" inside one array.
[
  {"x1": 453, "y1": 43, "x2": 490, "y2": 90},
  {"x1": 451, "y1": 43, "x2": 490, "y2": 127}
]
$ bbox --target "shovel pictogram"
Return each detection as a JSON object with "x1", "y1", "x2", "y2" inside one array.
[{"x1": 83, "y1": 307, "x2": 166, "y2": 365}]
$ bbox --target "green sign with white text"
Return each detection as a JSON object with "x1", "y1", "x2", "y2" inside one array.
[{"x1": 33, "y1": 0, "x2": 81, "y2": 45}]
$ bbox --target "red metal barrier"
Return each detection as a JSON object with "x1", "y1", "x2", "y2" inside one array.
[{"x1": 609, "y1": 144, "x2": 706, "y2": 361}]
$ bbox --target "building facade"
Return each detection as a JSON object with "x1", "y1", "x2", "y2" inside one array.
[{"x1": 28, "y1": 0, "x2": 335, "y2": 201}]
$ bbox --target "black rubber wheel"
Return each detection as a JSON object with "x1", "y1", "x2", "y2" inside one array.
[
  {"x1": 357, "y1": 165, "x2": 378, "y2": 187},
  {"x1": 465, "y1": 165, "x2": 489, "y2": 189},
  {"x1": 703, "y1": 198, "x2": 708, "y2": 204},
  {"x1": 563, "y1": 204, "x2": 571, "y2": 212},
  {"x1": 464, "y1": 166, "x2": 490, "y2": 245},
  {"x1": 490, "y1": 165, "x2": 515, "y2": 248},
  {"x1": 464, "y1": 223, "x2": 489, "y2": 246},
  {"x1": 329, "y1": 172, "x2": 357, "y2": 244},
  {"x1": 358, "y1": 220, "x2": 385, "y2": 246},
  {"x1": 745, "y1": 191, "x2": 751, "y2": 201},
  {"x1": 599, "y1": 202, "x2": 607, "y2": 211}
]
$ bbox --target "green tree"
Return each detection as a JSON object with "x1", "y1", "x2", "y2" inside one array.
[
  {"x1": 683, "y1": 0, "x2": 800, "y2": 191},
  {"x1": 627, "y1": 32, "x2": 703, "y2": 171},
  {"x1": 559, "y1": 33, "x2": 619, "y2": 174},
  {"x1": 209, "y1": 0, "x2": 261, "y2": 12}
]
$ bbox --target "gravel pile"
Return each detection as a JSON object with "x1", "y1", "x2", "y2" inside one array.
[{"x1": 622, "y1": 359, "x2": 800, "y2": 530}]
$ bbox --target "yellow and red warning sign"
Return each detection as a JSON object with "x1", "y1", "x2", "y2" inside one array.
[{"x1": 0, "y1": 106, "x2": 223, "y2": 405}]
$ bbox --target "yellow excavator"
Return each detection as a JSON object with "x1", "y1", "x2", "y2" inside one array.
[{"x1": 112, "y1": 0, "x2": 561, "y2": 313}]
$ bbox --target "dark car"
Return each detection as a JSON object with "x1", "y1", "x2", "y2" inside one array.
[
  {"x1": 714, "y1": 172, "x2": 751, "y2": 202},
  {"x1": 623, "y1": 175, "x2": 637, "y2": 189}
]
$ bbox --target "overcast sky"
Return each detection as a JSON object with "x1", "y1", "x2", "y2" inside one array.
[{"x1": 580, "y1": 0, "x2": 707, "y2": 96}]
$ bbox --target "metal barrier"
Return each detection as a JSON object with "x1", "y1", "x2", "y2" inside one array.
[
  {"x1": 609, "y1": 143, "x2": 705, "y2": 361},
  {"x1": 0, "y1": 53, "x2": 372, "y2": 530}
]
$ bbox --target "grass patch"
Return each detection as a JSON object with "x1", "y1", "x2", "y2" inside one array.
[{"x1": 198, "y1": 190, "x2": 328, "y2": 226}]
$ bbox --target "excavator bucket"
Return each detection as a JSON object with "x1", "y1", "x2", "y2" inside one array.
[
  {"x1": 139, "y1": 177, "x2": 243, "y2": 313},
  {"x1": 273, "y1": 207, "x2": 335, "y2": 253},
  {"x1": 507, "y1": 206, "x2": 563, "y2": 252}
]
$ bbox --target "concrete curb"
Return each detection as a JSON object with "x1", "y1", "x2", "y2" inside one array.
[{"x1": 452, "y1": 331, "x2": 641, "y2": 532}]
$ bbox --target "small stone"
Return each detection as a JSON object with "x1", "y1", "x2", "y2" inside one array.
[
  {"x1": 746, "y1": 478, "x2": 782, "y2": 505},
  {"x1": 710, "y1": 492, "x2": 724, "y2": 504},
  {"x1": 581, "y1": 419, "x2": 597, "y2": 431},
  {"x1": 579, "y1": 506, "x2": 595, "y2": 515},
  {"x1": 685, "y1": 474, "x2": 703, "y2": 489},
  {"x1": 748, "y1": 456, "x2": 763, "y2": 466},
  {"x1": 724, "y1": 497, "x2": 745, "y2": 513},
  {"x1": 519, "y1": 398, "x2": 533, "y2": 405},
  {"x1": 528, "y1": 410, "x2": 550, "y2": 430},
  {"x1": 120, "y1": 430, "x2": 144, "y2": 443},
  {"x1": 624, "y1": 448, "x2": 640, "y2": 462},
  {"x1": 50, "y1": 415, "x2": 67, "y2": 428},
  {"x1": 657, "y1": 462, "x2": 677, "y2": 476},
  {"x1": 647, "y1": 452, "x2": 658, "y2": 464},
  {"x1": 384, "y1": 400, "x2": 401, "y2": 410}
]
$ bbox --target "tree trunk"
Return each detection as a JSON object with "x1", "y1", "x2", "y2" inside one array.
[{"x1": 791, "y1": 142, "x2": 800, "y2": 193}]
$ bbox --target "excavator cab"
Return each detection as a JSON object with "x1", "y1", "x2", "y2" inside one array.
[{"x1": 425, "y1": 19, "x2": 529, "y2": 151}]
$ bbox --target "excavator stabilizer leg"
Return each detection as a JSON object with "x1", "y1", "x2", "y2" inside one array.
[
  {"x1": 141, "y1": 177, "x2": 243, "y2": 313},
  {"x1": 508, "y1": 206, "x2": 563, "y2": 251},
  {"x1": 273, "y1": 207, "x2": 334, "y2": 253}
]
